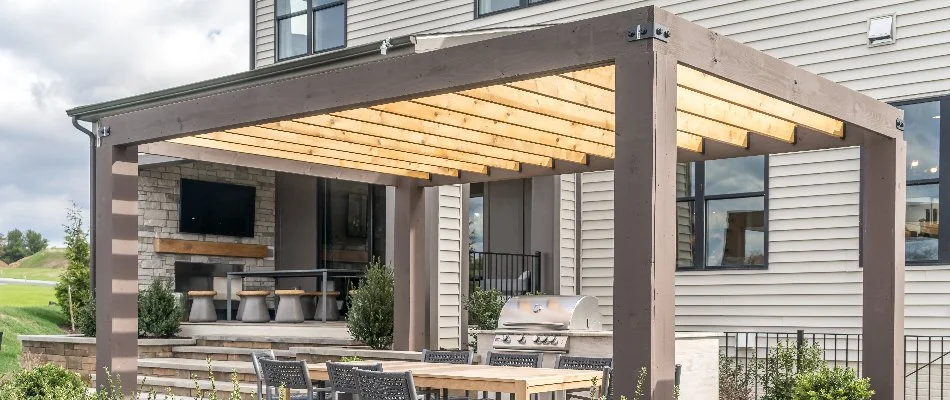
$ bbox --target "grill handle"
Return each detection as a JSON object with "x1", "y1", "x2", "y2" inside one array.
[{"x1": 501, "y1": 322, "x2": 569, "y2": 330}]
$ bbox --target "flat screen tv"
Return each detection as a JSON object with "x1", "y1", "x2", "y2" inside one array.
[{"x1": 179, "y1": 179, "x2": 256, "y2": 237}]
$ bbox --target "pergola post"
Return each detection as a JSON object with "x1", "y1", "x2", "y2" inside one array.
[
  {"x1": 861, "y1": 133, "x2": 906, "y2": 399},
  {"x1": 612, "y1": 45, "x2": 678, "y2": 399},
  {"x1": 392, "y1": 184, "x2": 428, "y2": 350},
  {"x1": 94, "y1": 144, "x2": 139, "y2": 395}
]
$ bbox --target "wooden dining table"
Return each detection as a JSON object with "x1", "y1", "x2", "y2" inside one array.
[{"x1": 307, "y1": 360, "x2": 604, "y2": 400}]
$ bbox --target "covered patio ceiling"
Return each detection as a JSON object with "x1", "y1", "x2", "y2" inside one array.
[
  {"x1": 67, "y1": 5, "x2": 905, "y2": 399},
  {"x1": 162, "y1": 63, "x2": 848, "y2": 184}
]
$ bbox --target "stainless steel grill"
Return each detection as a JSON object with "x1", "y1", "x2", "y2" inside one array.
[{"x1": 490, "y1": 295, "x2": 603, "y2": 353}]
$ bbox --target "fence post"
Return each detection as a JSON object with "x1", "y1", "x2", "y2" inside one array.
[
  {"x1": 796, "y1": 329, "x2": 805, "y2": 371},
  {"x1": 534, "y1": 251, "x2": 542, "y2": 293}
]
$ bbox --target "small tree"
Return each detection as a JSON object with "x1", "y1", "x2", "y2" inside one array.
[
  {"x1": 2, "y1": 228, "x2": 28, "y2": 263},
  {"x1": 138, "y1": 279, "x2": 182, "y2": 338},
  {"x1": 25, "y1": 229, "x2": 49, "y2": 255},
  {"x1": 792, "y1": 365, "x2": 873, "y2": 400},
  {"x1": 55, "y1": 205, "x2": 91, "y2": 322},
  {"x1": 75, "y1": 293, "x2": 96, "y2": 337},
  {"x1": 347, "y1": 259, "x2": 394, "y2": 350},
  {"x1": 465, "y1": 287, "x2": 505, "y2": 330},
  {"x1": 761, "y1": 341, "x2": 824, "y2": 400}
]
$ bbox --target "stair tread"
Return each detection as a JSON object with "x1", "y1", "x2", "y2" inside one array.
[
  {"x1": 91, "y1": 374, "x2": 259, "y2": 393},
  {"x1": 172, "y1": 345, "x2": 294, "y2": 357},
  {"x1": 139, "y1": 357, "x2": 256, "y2": 374},
  {"x1": 193, "y1": 334, "x2": 357, "y2": 345}
]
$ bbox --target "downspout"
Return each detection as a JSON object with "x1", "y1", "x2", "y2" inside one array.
[{"x1": 71, "y1": 117, "x2": 96, "y2": 293}]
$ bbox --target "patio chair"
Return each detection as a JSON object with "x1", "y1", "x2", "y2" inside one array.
[
  {"x1": 554, "y1": 356, "x2": 613, "y2": 400},
  {"x1": 483, "y1": 351, "x2": 543, "y2": 400},
  {"x1": 251, "y1": 350, "x2": 276, "y2": 400},
  {"x1": 421, "y1": 349, "x2": 474, "y2": 400},
  {"x1": 326, "y1": 361, "x2": 383, "y2": 400},
  {"x1": 355, "y1": 369, "x2": 422, "y2": 400},
  {"x1": 259, "y1": 358, "x2": 320, "y2": 400},
  {"x1": 602, "y1": 367, "x2": 614, "y2": 400}
]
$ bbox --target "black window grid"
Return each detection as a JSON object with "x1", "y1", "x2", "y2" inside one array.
[{"x1": 275, "y1": 0, "x2": 347, "y2": 62}]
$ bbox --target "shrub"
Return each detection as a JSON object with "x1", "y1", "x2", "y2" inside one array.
[
  {"x1": 138, "y1": 279, "x2": 182, "y2": 338},
  {"x1": 75, "y1": 293, "x2": 96, "y2": 337},
  {"x1": 0, "y1": 363, "x2": 87, "y2": 400},
  {"x1": 792, "y1": 365, "x2": 872, "y2": 400},
  {"x1": 719, "y1": 355, "x2": 755, "y2": 400},
  {"x1": 465, "y1": 287, "x2": 504, "y2": 330},
  {"x1": 54, "y1": 205, "x2": 91, "y2": 324},
  {"x1": 761, "y1": 341, "x2": 823, "y2": 400},
  {"x1": 347, "y1": 259, "x2": 394, "y2": 350}
]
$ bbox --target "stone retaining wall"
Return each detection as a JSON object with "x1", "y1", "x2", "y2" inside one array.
[{"x1": 19, "y1": 335, "x2": 195, "y2": 379}]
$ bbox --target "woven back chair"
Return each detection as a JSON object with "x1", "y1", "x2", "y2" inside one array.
[
  {"x1": 422, "y1": 349, "x2": 474, "y2": 365},
  {"x1": 486, "y1": 351, "x2": 543, "y2": 368},
  {"x1": 355, "y1": 370, "x2": 419, "y2": 400},
  {"x1": 326, "y1": 361, "x2": 384, "y2": 398},
  {"x1": 251, "y1": 350, "x2": 276, "y2": 400},
  {"x1": 259, "y1": 359, "x2": 314, "y2": 400},
  {"x1": 602, "y1": 367, "x2": 614, "y2": 400},
  {"x1": 555, "y1": 356, "x2": 613, "y2": 400}
]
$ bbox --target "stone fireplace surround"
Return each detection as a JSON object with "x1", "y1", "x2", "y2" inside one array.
[{"x1": 137, "y1": 161, "x2": 276, "y2": 294}]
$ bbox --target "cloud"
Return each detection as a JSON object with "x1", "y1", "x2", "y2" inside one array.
[{"x1": 0, "y1": 0, "x2": 248, "y2": 244}]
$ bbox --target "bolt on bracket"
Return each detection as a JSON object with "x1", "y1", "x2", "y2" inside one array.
[
  {"x1": 627, "y1": 23, "x2": 671, "y2": 42},
  {"x1": 896, "y1": 118, "x2": 905, "y2": 131}
]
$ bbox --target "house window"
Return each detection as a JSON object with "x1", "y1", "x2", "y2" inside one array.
[
  {"x1": 477, "y1": 0, "x2": 554, "y2": 17},
  {"x1": 276, "y1": 0, "x2": 346, "y2": 61},
  {"x1": 899, "y1": 98, "x2": 946, "y2": 263},
  {"x1": 677, "y1": 156, "x2": 768, "y2": 270}
]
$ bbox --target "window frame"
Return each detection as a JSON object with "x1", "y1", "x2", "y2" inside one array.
[
  {"x1": 275, "y1": 0, "x2": 347, "y2": 62},
  {"x1": 895, "y1": 95, "x2": 950, "y2": 265},
  {"x1": 475, "y1": 0, "x2": 558, "y2": 18},
  {"x1": 676, "y1": 156, "x2": 770, "y2": 271}
]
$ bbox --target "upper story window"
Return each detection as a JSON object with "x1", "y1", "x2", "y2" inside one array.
[
  {"x1": 276, "y1": 0, "x2": 346, "y2": 61},
  {"x1": 676, "y1": 156, "x2": 768, "y2": 270},
  {"x1": 477, "y1": 0, "x2": 554, "y2": 17},
  {"x1": 900, "y1": 97, "x2": 947, "y2": 263}
]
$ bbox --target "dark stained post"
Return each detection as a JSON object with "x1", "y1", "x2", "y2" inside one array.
[
  {"x1": 861, "y1": 131, "x2": 906, "y2": 399},
  {"x1": 612, "y1": 42, "x2": 679, "y2": 399},
  {"x1": 392, "y1": 184, "x2": 427, "y2": 350},
  {"x1": 94, "y1": 144, "x2": 139, "y2": 394}
]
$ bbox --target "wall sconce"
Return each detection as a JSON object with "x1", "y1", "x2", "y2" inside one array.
[{"x1": 867, "y1": 14, "x2": 896, "y2": 47}]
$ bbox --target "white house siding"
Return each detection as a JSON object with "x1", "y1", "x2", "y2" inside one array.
[
  {"x1": 254, "y1": 0, "x2": 276, "y2": 68},
  {"x1": 559, "y1": 174, "x2": 578, "y2": 295},
  {"x1": 436, "y1": 185, "x2": 464, "y2": 349},
  {"x1": 579, "y1": 170, "x2": 616, "y2": 323}
]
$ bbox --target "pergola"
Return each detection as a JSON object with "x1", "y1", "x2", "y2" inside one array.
[{"x1": 68, "y1": 6, "x2": 905, "y2": 399}]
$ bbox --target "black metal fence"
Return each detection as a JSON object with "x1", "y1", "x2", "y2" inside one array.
[
  {"x1": 722, "y1": 330, "x2": 950, "y2": 399},
  {"x1": 469, "y1": 251, "x2": 541, "y2": 298}
]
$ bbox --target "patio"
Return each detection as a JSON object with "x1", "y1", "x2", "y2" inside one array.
[{"x1": 67, "y1": 6, "x2": 905, "y2": 399}]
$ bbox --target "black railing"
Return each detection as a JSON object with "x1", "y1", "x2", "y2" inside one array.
[
  {"x1": 469, "y1": 251, "x2": 541, "y2": 298},
  {"x1": 722, "y1": 330, "x2": 950, "y2": 399}
]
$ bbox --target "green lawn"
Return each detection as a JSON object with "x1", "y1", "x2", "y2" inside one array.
[
  {"x1": 0, "y1": 248, "x2": 67, "y2": 282},
  {"x1": 0, "y1": 284, "x2": 66, "y2": 374}
]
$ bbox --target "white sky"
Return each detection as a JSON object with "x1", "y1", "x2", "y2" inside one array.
[{"x1": 0, "y1": 0, "x2": 249, "y2": 246}]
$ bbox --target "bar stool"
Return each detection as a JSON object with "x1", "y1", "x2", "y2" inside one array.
[
  {"x1": 238, "y1": 290, "x2": 272, "y2": 323},
  {"x1": 187, "y1": 291, "x2": 217, "y2": 322},
  {"x1": 275, "y1": 289, "x2": 306, "y2": 323},
  {"x1": 301, "y1": 292, "x2": 319, "y2": 321},
  {"x1": 314, "y1": 291, "x2": 341, "y2": 321}
]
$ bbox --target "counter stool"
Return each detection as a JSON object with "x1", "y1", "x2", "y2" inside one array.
[
  {"x1": 275, "y1": 290, "x2": 306, "y2": 323},
  {"x1": 187, "y1": 291, "x2": 217, "y2": 323},
  {"x1": 301, "y1": 292, "x2": 319, "y2": 321},
  {"x1": 238, "y1": 290, "x2": 272, "y2": 323},
  {"x1": 314, "y1": 291, "x2": 341, "y2": 321}
]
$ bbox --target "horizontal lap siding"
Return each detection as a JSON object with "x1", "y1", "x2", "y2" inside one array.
[
  {"x1": 560, "y1": 174, "x2": 577, "y2": 295},
  {"x1": 255, "y1": 0, "x2": 275, "y2": 68},
  {"x1": 437, "y1": 185, "x2": 463, "y2": 349}
]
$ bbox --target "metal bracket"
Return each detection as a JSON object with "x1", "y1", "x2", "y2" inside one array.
[
  {"x1": 896, "y1": 118, "x2": 905, "y2": 131},
  {"x1": 96, "y1": 126, "x2": 111, "y2": 147},
  {"x1": 627, "y1": 23, "x2": 671, "y2": 43}
]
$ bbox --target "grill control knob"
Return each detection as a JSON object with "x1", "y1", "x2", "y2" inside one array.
[
  {"x1": 533, "y1": 336, "x2": 542, "y2": 344},
  {"x1": 518, "y1": 335, "x2": 527, "y2": 344},
  {"x1": 502, "y1": 335, "x2": 510, "y2": 343},
  {"x1": 541, "y1": 336, "x2": 550, "y2": 344},
  {"x1": 549, "y1": 337, "x2": 558, "y2": 345}
]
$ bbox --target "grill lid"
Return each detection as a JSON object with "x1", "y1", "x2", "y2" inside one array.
[{"x1": 497, "y1": 295, "x2": 603, "y2": 331}]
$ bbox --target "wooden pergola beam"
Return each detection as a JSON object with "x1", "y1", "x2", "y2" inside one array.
[{"x1": 459, "y1": 84, "x2": 615, "y2": 131}]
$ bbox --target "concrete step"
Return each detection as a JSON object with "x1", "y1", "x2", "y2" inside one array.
[
  {"x1": 172, "y1": 345, "x2": 295, "y2": 362},
  {"x1": 138, "y1": 358, "x2": 258, "y2": 384},
  {"x1": 193, "y1": 334, "x2": 358, "y2": 350},
  {"x1": 91, "y1": 373, "x2": 259, "y2": 399}
]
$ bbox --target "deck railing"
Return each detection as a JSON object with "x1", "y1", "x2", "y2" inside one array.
[
  {"x1": 468, "y1": 251, "x2": 541, "y2": 298},
  {"x1": 721, "y1": 330, "x2": 950, "y2": 399}
]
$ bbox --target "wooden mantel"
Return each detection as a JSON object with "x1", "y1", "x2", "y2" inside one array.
[{"x1": 154, "y1": 238, "x2": 268, "y2": 258}]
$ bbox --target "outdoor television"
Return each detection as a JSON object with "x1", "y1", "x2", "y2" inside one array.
[{"x1": 179, "y1": 179, "x2": 256, "y2": 238}]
